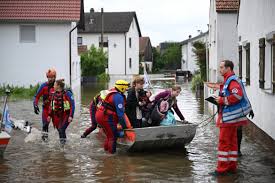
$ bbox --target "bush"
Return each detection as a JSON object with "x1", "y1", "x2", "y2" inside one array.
[
  {"x1": 191, "y1": 74, "x2": 204, "y2": 91},
  {"x1": 80, "y1": 46, "x2": 108, "y2": 77},
  {"x1": 97, "y1": 73, "x2": 110, "y2": 82}
]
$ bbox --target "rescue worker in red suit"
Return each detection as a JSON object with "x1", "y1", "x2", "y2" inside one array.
[
  {"x1": 48, "y1": 79, "x2": 75, "y2": 145},
  {"x1": 95, "y1": 80, "x2": 130, "y2": 154},
  {"x1": 33, "y1": 68, "x2": 56, "y2": 141},
  {"x1": 207, "y1": 60, "x2": 254, "y2": 176},
  {"x1": 81, "y1": 93, "x2": 101, "y2": 138}
]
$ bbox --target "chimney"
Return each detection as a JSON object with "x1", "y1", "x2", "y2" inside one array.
[
  {"x1": 90, "y1": 8, "x2": 95, "y2": 14},
  {"x1": 188, "y1": 35, "x2": 192, "y2": 39}
]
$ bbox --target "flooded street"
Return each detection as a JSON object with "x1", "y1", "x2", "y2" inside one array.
[{"x1": 1, "y1": 81, "x2": 275, "y2": 183}]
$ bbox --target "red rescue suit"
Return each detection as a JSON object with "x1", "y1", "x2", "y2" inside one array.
[
  {"x1": 216, "y1": 71, "x2": 248, "y2": 173},
  {"x1": 95, "y1": 88, "x2": 127, "y2": 154},
  {"x1": 33, "y1": 82, "x2": 54, "y2": 134}
]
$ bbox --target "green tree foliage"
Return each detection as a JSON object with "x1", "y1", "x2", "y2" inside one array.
[
  {"x1": 80, "y1": 46, "x2": 107, "y2": 76},
  {"x1": 192, "y1": 41, "x2": 206, "y2": 81},
  {"x1": 152, "y1": 43, "x2": 182, "y2": 72}
]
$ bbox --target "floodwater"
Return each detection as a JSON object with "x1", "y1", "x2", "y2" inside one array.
[{"x1": 1, "y1": 80, "x2": 275, "y2": 183}]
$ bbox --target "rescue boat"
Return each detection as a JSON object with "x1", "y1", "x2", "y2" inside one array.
[
  {"x1": 0, "y1": 131, "x2": 11, "y2": 157},
  {"x1": 99, "y1": 121, "x2": 197, "y2": 152}
]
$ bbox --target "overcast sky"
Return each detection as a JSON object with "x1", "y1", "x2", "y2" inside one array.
[{"x1": 84, "y1": 0, "x2": 210, "y2": 46}]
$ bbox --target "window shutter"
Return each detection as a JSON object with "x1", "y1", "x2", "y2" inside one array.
[
  {"x1": 259, "y1": 38, "x2": 265, "y2": 89},
  {"x1": 272, "y1": 34, "x2": 275, "y2": 93},
  {"x1": 244, "y1": 43, "x2": 250, "y2": 85},
  {"x1": 239, "y1": 46, "x2": 242, "y2": 79}
]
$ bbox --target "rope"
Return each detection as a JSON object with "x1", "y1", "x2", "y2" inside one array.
[{"x1": 197, "y1": 111, "x2": 218, "y2": 128}]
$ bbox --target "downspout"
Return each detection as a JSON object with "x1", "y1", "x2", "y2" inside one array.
[
  {"x1": 124, "y1": 33, "x2": 127, "y2": 75},
  {"x1": 69, "y1": 25, "x2": 77, "y2": 88}
]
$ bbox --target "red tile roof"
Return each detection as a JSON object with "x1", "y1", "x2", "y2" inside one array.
[
  {"x1": 0, "y1": 0, "x2": 81, "y2": 21},
  {"x1": 216, "y1": 0, "x2": 239, "y2": 12}
]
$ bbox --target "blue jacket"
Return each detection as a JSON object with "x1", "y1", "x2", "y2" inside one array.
[{"x1": 221, "y1": 75, "x2": 252, "y2": 123}]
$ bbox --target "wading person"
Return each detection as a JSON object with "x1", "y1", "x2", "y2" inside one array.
[
  {"x1": 95, "y1": 80, "x2": 129, "y2": 154},
  {"x1": 125, "y1": 76, "x2": 145, "y2": 128},
  {"x1": 48, "y1": 79, "x2": 75, "y2": 145},
  {"x1": 81, "y1": 92, "x2": 101, "y2": 138},
  {"x1": 33, "y1": 68, "x2": 56, "y2": 141},
  {"x1": 209, "y1": 60, "x2": 254, "y2": 176}
]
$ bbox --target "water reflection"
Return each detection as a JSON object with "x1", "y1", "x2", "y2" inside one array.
[{"x1": 1, "y1": 80, "x2": 275, "y2": 183}]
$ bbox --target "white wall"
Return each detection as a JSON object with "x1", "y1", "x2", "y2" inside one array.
[
  {"x1": 125, "y1": 18, "x2": 139, "y2": 75},
  {"x1": 238, "y1": 0, "x2": 275, "y2": 140},
  {"x1": 79, "y1": 18, "x2": 140, "y2": 76},
  {"x1": 181, "y1": 44, "x2": 188, "y2": 71},
  {"x1": 208, "y1": 0, "x2": 218, "y2": 82},
  {"x1": 79, "y1": 32, "x2": 126, "y2": 75},
  {"x1": 0, "y1": 23, "x2": 75, "y2": 87},
  {"x1": 217, "y1": 13, "x2": 238, "y2": 78},
  {"x1": 181, "y1": 34, "x2": 208, "y2": 74}
]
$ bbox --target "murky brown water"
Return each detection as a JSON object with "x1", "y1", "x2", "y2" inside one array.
[{"x1": 1, "y1": 81, "x2": 275, "y2": 183}]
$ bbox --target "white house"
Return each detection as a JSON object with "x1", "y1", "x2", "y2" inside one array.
[
  {"x1": 78, "y1": 9, "x2": 142, "y2": 76},
  {"x1": 0, "y1": 0, "x2": 82, "y2": 90},
  {"x1": 205, "y1": 0, "x2": 239, "y2": 115},
  {"x1": 180, "y1": 32, "x2": 208, "y2": 74},
  {"x1": 238, "y1": 0, "x2": 275, "y2": 140},
  {"x1": 208, "y1": 0, "x2": 239, "y2": 83}
]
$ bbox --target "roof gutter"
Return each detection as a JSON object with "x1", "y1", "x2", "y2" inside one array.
[{"x1": 124, "y1": 32, "x2": 127, "y2": 75}]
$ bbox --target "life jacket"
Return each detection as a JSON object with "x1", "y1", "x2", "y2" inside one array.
[
  {"x1": 44, "y1": 82, "x2": 54, "y2": 105},
  {"x1": 98, "y1": 88, "x2": 126, "y2": 115},
  {"x1": 221, "y1": 75, "x2": 252, "y2": 123},
  {"x1": 51, "y1": 90, "x2": 71, "y2": 113}
]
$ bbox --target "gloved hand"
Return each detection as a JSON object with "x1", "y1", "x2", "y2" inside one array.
[
  {"x1": 34, "y1": 105, "x2": 40, "y2": 115},
  {"x1": 249, "y1": 110, "x2": 254, "y2": 119}
]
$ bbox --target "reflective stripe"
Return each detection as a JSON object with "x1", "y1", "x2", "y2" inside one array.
[
  {"x1": 223, "y1": 116, "x2": 247, "y2": 124},
  {"x1": 218, "y1": 151, "x2": 229, "y2": 156},
  {"x1": 218, "y1": 157, "x2": 228, "y2": 161},
  {"x1": 229, "y1": 157, "x2": 237, "y2": 161},
  {"x1": 224, "y1": 97, "x2": 229, "y2": 105},
  {"x1": 229, "y1": 151, "x2": 238, "y2": 155},
  {"x1": 233, "y1": 94, "x2": 242, "y2": 100},
  {"x1": 223, "y1": 108, "x2": 243, "y2": 117}
]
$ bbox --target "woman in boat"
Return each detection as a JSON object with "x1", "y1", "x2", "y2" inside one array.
[
  {"x1": 150, "y1": 85, "x2": 185, "y2": 126},
  {"x1": 125, "y1": 76, "x2": 145, "y2": 128}
]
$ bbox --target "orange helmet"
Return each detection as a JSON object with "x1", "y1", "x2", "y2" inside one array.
[{"x1": 46, "y1": 68, "x2": 56, "y2": 78}]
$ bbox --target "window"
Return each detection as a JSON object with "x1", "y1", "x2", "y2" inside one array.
[
  {"x1": 99, "y1": 36, "x2": 108, "y2": 47},
  {"x1": 265, "y1": 33, "x2": 275, "y2": 93},
  {"x1": 129, "y1": 58, "x2": 132, "y2": 68},
  {"x1": 272, "y1": 35, "x2": 275, "y2": 93},
  {"x1": 20, "y1": 25, "x2": 35, "y2": 43},
  {"x1": 129, "y1": 38, "x2": 132, "y2": 48},
  {"x1": 259, "y1": 38, "x2": 266, "y2": 89},
  {"x1": 238, "y1": 46, "x2": 242, "y2": 79},
  {"x1": 244, "y1": 43, "x2": 250, "y2": 85},
  {"x1": 77, "y1": 37, "x2": 83, "y2": 46}
]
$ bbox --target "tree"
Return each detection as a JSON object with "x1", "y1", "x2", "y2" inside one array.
[
  {"x1": 152, "y1": 43, "x2": 182, "y2": 72},
  {"x1": 161, "y1": 43, "x2": 182, "y2": 70},
  {"x1": 80, "y1": 46, "x2": 107, "y2": 76},
  {"x1": 192, "y1": 41, "x2": 206, "y2": 81}
]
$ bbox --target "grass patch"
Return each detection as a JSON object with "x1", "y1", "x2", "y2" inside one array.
[{"x1": 0, "y1": 84, "x2": 40, "y2": 100}]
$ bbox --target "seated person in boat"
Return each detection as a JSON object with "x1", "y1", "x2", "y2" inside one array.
[
  {"x1": 150, "y1": 85, "x2": 185, "y2": 126},
  {"x1": 125, "y1": 76, "x2": 145, "y2": 128},
  {"x1": 138, "y1": 89, "x2": 153, "y2": 126}
]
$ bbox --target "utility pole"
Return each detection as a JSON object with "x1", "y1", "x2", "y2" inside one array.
[{"x1": 101, "y1": 8, "x2": 104, "y2": 50}]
